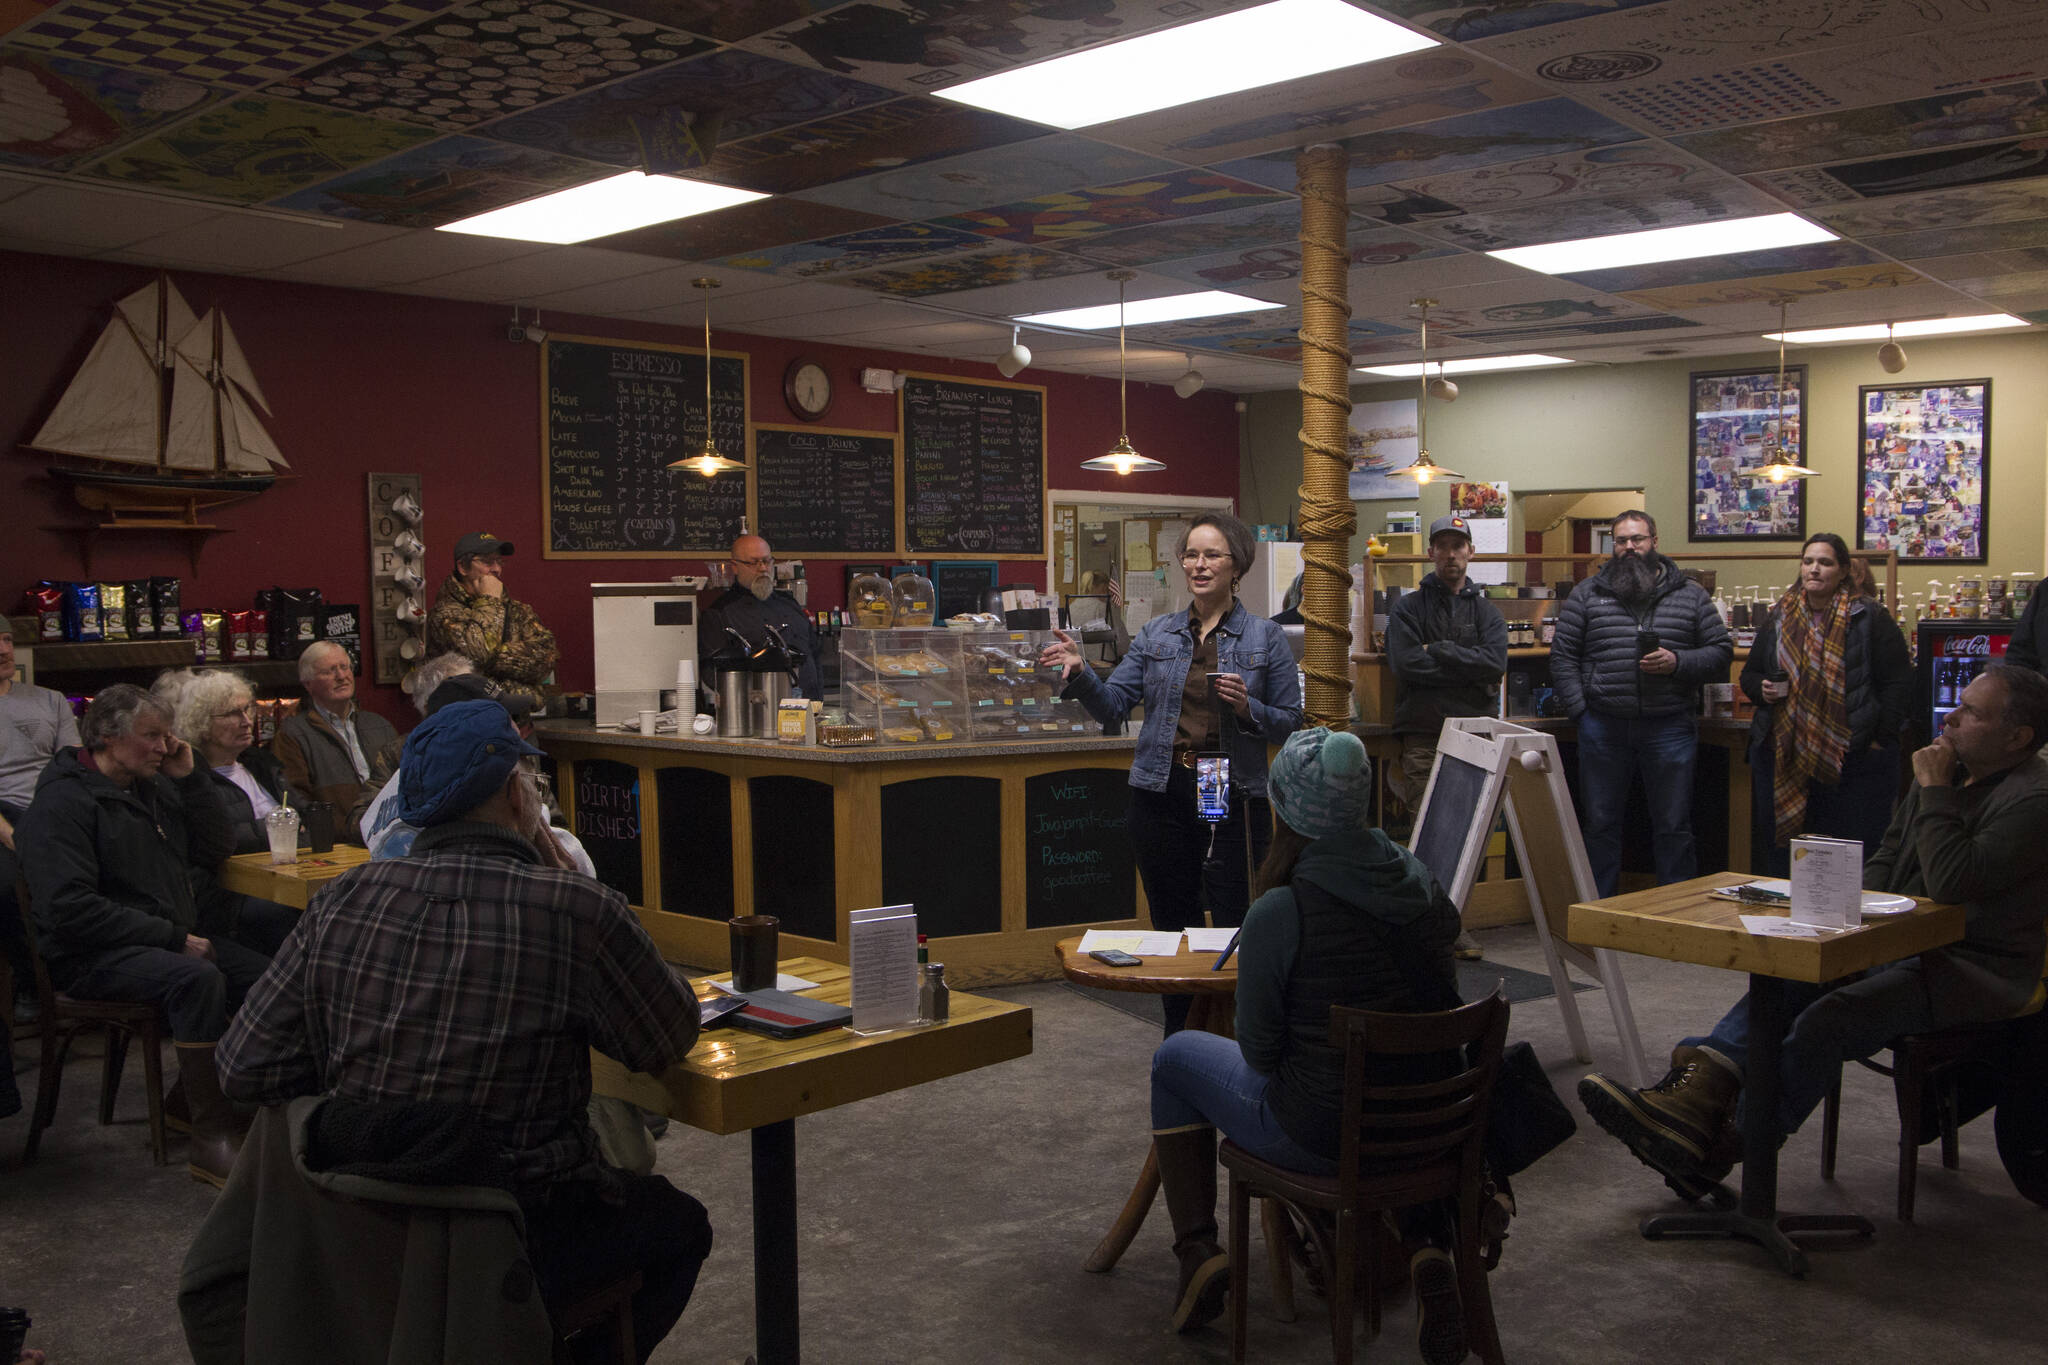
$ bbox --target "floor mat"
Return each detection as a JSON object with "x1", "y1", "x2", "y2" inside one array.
[{"x1": 1065, "y1": 958, "x2": 1591, "y2": 1030}]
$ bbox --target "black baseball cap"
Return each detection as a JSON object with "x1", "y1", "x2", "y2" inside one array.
[{"x1": 454, "y1": 531, "x2": 514, "y2": 562}]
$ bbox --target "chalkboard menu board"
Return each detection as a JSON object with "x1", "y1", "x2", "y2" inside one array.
[
  {"x1": 932, "y1": 560, "x2": 997, "y2": 620},
  {"x1": 1024, "y1": 767, "x2": 1136, "y2": 929},
  {"x1": 901, "y1": 375, "x2": 1045, "y2": 557},
  {"x1": 753, "y1": 425, "x2": 897, "y2": 554},
  {"x1": 543, "y1": 335, "x2": 747, "y2": 557}
]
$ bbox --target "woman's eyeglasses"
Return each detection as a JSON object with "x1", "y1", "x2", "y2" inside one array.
[
  {"x1": 1180, "y1": 550, "x2": 1233, "y2": 565},
  {"x1": 214, "y1": 703, "x2": 257, "y2": 721}
]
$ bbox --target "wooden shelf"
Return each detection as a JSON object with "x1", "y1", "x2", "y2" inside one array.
[
  {"x1": 40, "y1": 522, "x2": 230, "y2": 577},
  {"x1": 25, "y1": 639, "x2": 197, "y2": 673}
]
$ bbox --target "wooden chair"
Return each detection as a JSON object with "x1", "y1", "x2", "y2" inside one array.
[
  {"x1": 1220, "y1": 990, "x2": 1510, "y2": 1365},
  {"x1": 1820, "y1": 992, "x2": 2044, "y2": 1222},
  {"x1": 15, "y1": 875, "x2": 169, "y2": 1166}
]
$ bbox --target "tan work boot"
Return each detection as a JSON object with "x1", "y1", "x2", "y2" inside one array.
[
  {"x1": 1153, "y1": 1126, "x2": 1231, "y2": 1333},
  {"x1": 174, "y1": 1041, "x2": 247, "y2": 1189},
  {"x1": 1578, "y1": 1045, "x2": 1741, "y2": 1194},
  {"x1": 1453, "y1": 931, "x2": 1483, "y2": 961}
]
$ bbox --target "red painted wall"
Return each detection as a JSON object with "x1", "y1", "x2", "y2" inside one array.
[{"x1": 1, "y1": 250, "x2": 1243, "y2": 723}]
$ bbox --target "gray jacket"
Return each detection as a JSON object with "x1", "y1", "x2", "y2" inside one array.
[
  {"x1": 1550, "y1": 554, "x2": 1732, "y2": 720},
  {"x1": 1865, "y1": 755, "x2": 2048, "y2": 1026},
  {"x1": 1385, "y1": 572, "x2": 1508, "y2": 737}
]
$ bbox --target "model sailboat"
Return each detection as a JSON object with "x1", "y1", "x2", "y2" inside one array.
[{"x1": 26, "y1": 275, "x2": 288, "y2": 525}]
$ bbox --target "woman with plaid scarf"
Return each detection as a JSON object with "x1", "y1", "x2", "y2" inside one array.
[{"x1": 1739, "y1": 532, "x2": 1913, "y2": 876}]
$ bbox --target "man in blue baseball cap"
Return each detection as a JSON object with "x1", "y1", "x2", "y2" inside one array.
[{"x1": 218, "y1": 700, "x2": 710, "y2": 1359}]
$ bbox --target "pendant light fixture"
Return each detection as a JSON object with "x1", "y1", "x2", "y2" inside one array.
[
  {"x1": 668, "y1": 277, "x2": 749, "y2": 477},
  {"x1": 1081, "y1": 269, "x2": 1166, "y2": 475},
  {"x1": 1745, "y1": 300, "x2": 1818, "y2": 485},
  {"x1": 1388, "y1": 298, "x2": 1466, "y2": 487}
]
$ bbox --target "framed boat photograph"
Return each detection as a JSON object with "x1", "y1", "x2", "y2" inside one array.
[
  {"x1": 1688, "y1": 366, "x2": 1806, "y2": 541},
  {"x1": 1857, "y1": 379, "x2": 1989, "y2": 564}
]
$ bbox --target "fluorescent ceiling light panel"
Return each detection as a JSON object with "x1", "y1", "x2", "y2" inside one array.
[
  {"x1": 438, "y1": 172, "x2": 767, "y2": 244},
  {"x1": 933, "y1": 0, "x2": 1437, "y2": 129},
  {"x1": 1360, "y1": 354, "x2": 1575, "y2": 377},
  {"x1": 1765, "y1": 313, "x2": 2028, "y2": 343},
  {"x1": 1015, "y1": 290, "x2": 1281, "y2": 329},
  {"x1": 1486, "y1": 213, "x2": 1836, "y2": 276}
]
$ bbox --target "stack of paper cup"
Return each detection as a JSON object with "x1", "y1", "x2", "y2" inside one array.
[{"x1": 675, "y1": 659, "x2": 696, "y2": 722}]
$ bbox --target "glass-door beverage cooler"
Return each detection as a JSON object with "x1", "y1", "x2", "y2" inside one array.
[{"x1": 1917, "y1": 620, "x2": 2015, "y2": 740}]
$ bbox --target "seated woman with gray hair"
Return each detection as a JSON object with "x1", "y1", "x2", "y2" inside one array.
[{"x1": 170, "y1": 669, "x2": 295, "y2": 857}]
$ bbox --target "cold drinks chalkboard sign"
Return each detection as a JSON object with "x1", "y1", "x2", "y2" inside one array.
[
  {"x1": 752, "y1": 425, "x2": 897, "y2": 554},
  {"x1": 543, "y1": 335, "x2": 748, "y2": 558},
  {"x1": 901, "y1": 375, "x2": 1045, "y2": 558}
]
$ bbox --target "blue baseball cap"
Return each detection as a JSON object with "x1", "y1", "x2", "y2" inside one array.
[{"x1": 397, "y1": 700, "x2": 545, "y2": 827}]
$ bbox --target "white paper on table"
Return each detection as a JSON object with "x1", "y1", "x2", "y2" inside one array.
[
  {"x1": 848, "y1": 904, "x2": 921, "y2": 1032},
  {"x1": 708, "y1": 973, "x2": 820, "y2": 995},
  {"x1": 1183, "y1": 928, "x2": 1240, "y2": 953},
  {"x1": 1740, "y1": 915, "x2": 1824, "y2": 938},
  {"x1": 1791, "y1": 836, "x2": 1863, "y2": 929},
  {"x1": 1077, "y1": 929, "x2": 1185, "y2": 956}
]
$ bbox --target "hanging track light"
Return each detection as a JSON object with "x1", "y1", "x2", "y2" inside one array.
[
  {"x1": 1389, "y1": 298, "x2": 1466, "y2": 486},
  {"x1": 1877, "y1": 321, "x2": 1907, "y2": 374},
  {"x1": 997, "y1": 325, "x2": 1031, "y2": 378},
  {"x1": 1081, "y1": 270, "x2": 1166, "y2": 475},
  {"x1": 668, "y1": 278, "x2": 748, "y2": 477},
  {"x1": 1173, "y1": 352, "x2": 1205, "y2": 398}
]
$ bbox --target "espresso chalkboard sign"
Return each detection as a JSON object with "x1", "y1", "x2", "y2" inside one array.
[
  {"x1": 901, "y1": 375, "x2": 1045, "y2": 557},
  {"x1": 753, "y1": 425, "x2": 898, "y2": 554},
  {"x1": 573, "y1": 758, "x2": 644, "y2": 904},
  {"x1": 543, "y1": 335, "x2": 748, "y2": 557},
  {"x1": 1024, "y1": 767, "x2": 1136, "y2": 929}
]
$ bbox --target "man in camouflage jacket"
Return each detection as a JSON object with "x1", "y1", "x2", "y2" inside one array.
[{"x1": 425, "y1": 531, "x2": 558, "y2": 690}]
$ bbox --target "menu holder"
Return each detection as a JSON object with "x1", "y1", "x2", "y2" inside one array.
[
  {"x1": 848, "y1": 903, "x2": 921, "y2": 1034},
  {"x1": 1790, "y1": 838, "x2": 1862, "y2": 930}
]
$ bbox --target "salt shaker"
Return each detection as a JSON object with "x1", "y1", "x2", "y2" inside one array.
[{"x1": 919, "y1": 962, "x2": 950, "y2": 1024}]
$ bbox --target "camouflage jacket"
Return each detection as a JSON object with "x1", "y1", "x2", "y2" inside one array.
[{"x1": 425, "y1": 573, "x2": 558, "y2": 687}]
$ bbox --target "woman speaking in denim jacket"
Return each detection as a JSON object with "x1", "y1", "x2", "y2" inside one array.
[{"x1": 1040, "y1": 512, "x2": 1304, "y2": 1035}]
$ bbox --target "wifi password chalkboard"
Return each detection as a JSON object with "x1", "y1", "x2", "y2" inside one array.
[
  {"x1": 901, "y1": 375, "x2": 1045, "y2": 557},
  {"x1": 543, "y1": 335, "x2": 748, "y2": 557}
]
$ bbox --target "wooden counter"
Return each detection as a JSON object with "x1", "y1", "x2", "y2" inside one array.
[{"x1": 536, "y1": 721, "x2": 1145, "y2": 987}]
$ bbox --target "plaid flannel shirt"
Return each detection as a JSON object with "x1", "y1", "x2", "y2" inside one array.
[{"x1": 218, "y1": 819, "x2": 697, "y2": 1188}]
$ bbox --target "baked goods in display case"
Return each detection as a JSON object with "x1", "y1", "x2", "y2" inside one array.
[{"x1": 838, "y1": 627, "x2": 1092, "y2": 744}]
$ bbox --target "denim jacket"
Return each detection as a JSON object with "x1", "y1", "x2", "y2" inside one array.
[{"x1": 1066, "y1": 599, "x2": 1304, "y2": 795}]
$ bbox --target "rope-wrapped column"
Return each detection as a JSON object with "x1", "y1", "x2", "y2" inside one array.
[{"x1": 1294, "y1": 143, "x2": 1355, "y2": 728}]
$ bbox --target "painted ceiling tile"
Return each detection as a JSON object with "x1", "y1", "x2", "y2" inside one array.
[
  {"x1": 700, "y1": 97, "x2": 1043, "y2": 196},
  {"x1": 1863, "y1": 215, "x2": 2048, "y2": 259},
  {"x1": 0, "y1": 48, "x2": 213, "y2": 171},
  {"x1": 1370, "y1": 1, "x2": 1668, "y2": 42},
  {"x1": 1671, "y1": 80, "x2": 2048, "y2": 175},
  {"x1": 714, "y1": 221, "x2": 994, "y2": 279},
  {"x1": 588, "y1": 197, "x2": 894, "y2": 261},
  {"x1": 1562, "y1": 239, "x2": 1884, "y2": 293},
  {"x1": 1419, "y1": 178, "x2": 1780, "y2": 251},
  {"x1": 1810, "y1": 177, "x2": 2048, "y2": 236},
  {"x1": 1346, "y1": 181, "x2": 1469, "y2": 228},
  {"x1": 1441, "y1": 314, "x2": 1700, "y2": 343},
  {"x1": 479, "y1": 46, "x2": 895, "y2": 168},
  {"x1": 1066, "y1": 200, "x2": 1315, "y2": 267},
  {"x1": 1795, "y1": 138, "x2": 2048, "y2": 204},
  {"x1": 789, "y1": 133, "x2": 1176, "y2": 217},
  {"x1": 1216, "y1": 98, "x2": 1640, "y2": 192},
  {"x1": 1091, "y1": 50, "x2": 1550, "y2": 165},
  {"x1": 1144, "y1": 231, "x2": 1464, "y2": 292},
  {"x1": 270, "y1": 134, "x2": 612, "y2": 227},
  {"x1": 831, "y1": 244, "x2": 1102, "y2": 297},
  {"x1": 1388, "y1": 140, "x2": 1724, "y2": 212},
  {"x1": 737, "y1": 0, "x2": 1255, "y2": 92},
  {"x1": 1158, "y1": 318, "x2": 1411, "y2": 363},
  {"x1": 934, "y1": 169, "x2": 1291, "y2": 245},
  {"x1": 1613, "y1": 261, "x2": 1921, "y2": 310},
  {"x1": 591, "y1": 0, "x2": 840, "y2": 46},
  {"x1": 262, "y1": 5, "x2": 715, "y2": 132},
  {"x1": 12, "y1": 0, "x2": 458, "y2": 88},
  {"x1": 82, "y1": 94, "x2": 435, "y2": 202},
  {"x1": 1364, "y1": 292, "x2": 1651, "y2": 333}
]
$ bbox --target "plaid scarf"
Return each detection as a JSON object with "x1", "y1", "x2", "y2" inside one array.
[{"x1": 1771, "y1": 587, "x2": 1853, "y2": 845}]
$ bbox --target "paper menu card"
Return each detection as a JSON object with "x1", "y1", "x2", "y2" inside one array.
[
  {"x1": 1790, "y1": 837, "x2": 1863, "y2": 930},
  {"x1": 849, "y1": 904, "x2": 920, "y2": 1033},
  {"x1": 1183, "y1": 928, "x2": 1239, "y2": 953},
  {"x1": 1740, "y1": 915, "x2": 1823, "y2": 939},
  {"x1": 1077, "y1": 930, "x2": 1184, "y2": 957}
]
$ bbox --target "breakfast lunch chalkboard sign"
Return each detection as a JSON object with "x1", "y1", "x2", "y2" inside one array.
[
  {"x1": 900, "y1": 375, "x2": 1045, "y2": 558},
  {"x1": 543, "y1": 335, "x2": 748, "y2": 558},
  {"x1": 752, "y1": 425, "x2": 898, "y2": 554}
]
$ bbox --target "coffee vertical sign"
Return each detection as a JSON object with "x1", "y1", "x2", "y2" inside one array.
[{"x1": 364, "y1": 472, "x2": 426, "y2": 687}]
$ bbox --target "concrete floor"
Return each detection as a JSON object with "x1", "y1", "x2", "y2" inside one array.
[{"x1": 5, "y1": 923, "x2": 2046, "y2": 1363}]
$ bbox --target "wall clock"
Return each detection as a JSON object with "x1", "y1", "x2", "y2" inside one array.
[{"x1": 784, "y1": 358, "x2": 832, "y2": 421}]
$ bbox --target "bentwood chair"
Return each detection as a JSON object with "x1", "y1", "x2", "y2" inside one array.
[
  {"x1": 16, "y1": 875, "x2": 169, "y2": 1166},
  {"x1": 1221, "y1": 990, "x2": 1510, "y2": 1365}
]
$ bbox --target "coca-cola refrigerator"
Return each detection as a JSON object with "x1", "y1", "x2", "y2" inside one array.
[{"x1": 1917, "y1": 620, "x2": 2015, "y2": 741}]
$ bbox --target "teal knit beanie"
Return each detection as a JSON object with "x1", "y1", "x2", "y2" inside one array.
[{"x1": 1268, "y1": 727, "x2": 1372, "y2": 840}]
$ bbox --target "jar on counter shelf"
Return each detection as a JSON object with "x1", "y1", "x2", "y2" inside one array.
[
  {"x1": 850, "y1": 571, "x2": 894, "y2": 628},
  {"x1": 890, "y1": 569, "x2": 935, "y2": 627}
]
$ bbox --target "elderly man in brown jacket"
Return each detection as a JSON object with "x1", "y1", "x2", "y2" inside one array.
[
  {"x1": 424, "y1": 531, "x2": 558, "y2": 691},
  {"x1": 272, "y1": 641, "x2": 399, "y2": 833}
]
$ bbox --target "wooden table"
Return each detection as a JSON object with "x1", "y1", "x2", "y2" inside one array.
[
  {"x1": 1568, "y1": 874, "x2": 1963, "y2": 1276},
  {"x1": 215, "y1": 846, "x2": 372, "y2": 908},
  {"x1": 1054, "y1": 936, "x2": 1240, "y2": 1274},
  {"x1": 591, "y1": 956, "x2": 1033, "y2": 1365}
]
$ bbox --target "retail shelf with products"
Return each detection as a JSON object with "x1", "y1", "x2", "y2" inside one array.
[{"x1": 838, "y1": 626, "x2": 1092, "y2": 744}]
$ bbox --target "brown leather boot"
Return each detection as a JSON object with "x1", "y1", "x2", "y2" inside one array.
[
  {"x1": 1578, "y1": 1045, "x2": 1741, "y2": 1191},
  {"x1": 1153, "y1": 1126, "x2": 1230, "y2": 1333},
  {"x1": 175, "y1": 1042, "x2": 246, "y2": 1189}
]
